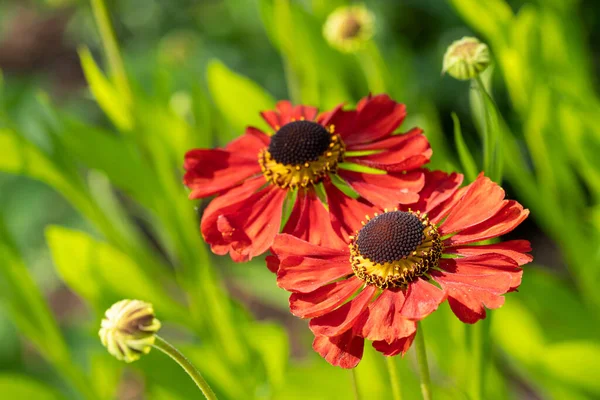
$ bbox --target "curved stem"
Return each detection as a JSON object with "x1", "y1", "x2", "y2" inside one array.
[
  {"x1": 415, "y1": 323, "x2": 432, "y2": 400},
  {"x1": 153, "y1": 335, "x2": 218, "y2": 400},
  {"x1": 385, "y1": 356, "x2": 402, "y2": 400},
  {"x1": 351, "y1": 369, "x2": 361, "y2": 400}
]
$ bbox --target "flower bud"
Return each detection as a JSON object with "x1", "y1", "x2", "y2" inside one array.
[
  {"x1": 442, "y1": 37, "x2": 491, "y2": 80},
  {"x1": 323, "y1": 5, "x2": 375, "y2": 53},
  {"x1": 99, "y1": 299, "x2": 161, "y2": 363}
]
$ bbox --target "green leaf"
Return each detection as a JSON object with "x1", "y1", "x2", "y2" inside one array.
[
  {"x1": 45, "y1": 226, "x2": 186, "y2": 323},
  {"x1": 0, "y1": 375, "x2": 61, "y2": 400},
  {"x1": 207, "y1": 59, "x2": 275, "y2": 140},
  {"x1": 330, "y1": 173, "x2": 360, "y2": 199},
  {"x1": 451, "y1": 113, "x2": 478, "y2": 182},
  {"x1": 246, "y1": 322, "x2": 289, "y2": 388},
  {"x1": 78, "y1": 47, "x2": 133, "y2": 131},
  {"x1": 541, "y1": 342, "x2": 600, "y2": 394}
]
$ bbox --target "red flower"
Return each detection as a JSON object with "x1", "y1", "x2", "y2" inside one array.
[
  {"x1": 184, "y1": 95, "x2": 431, "y2": 262},
  {"x1": 270, "y1": 172, "x2": 531, "y2": 368}
]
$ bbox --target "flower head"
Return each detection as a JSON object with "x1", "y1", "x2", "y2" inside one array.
[
  {"x1": 442, "y1": 36, "x2": 491, "y2": 80},
  {"x1": 99, "y1": 299, "x2": 161, "y2": 363},
  {"x1": 270, "y1": 172, "x2": 531, "y2": 368},
  {"x1": 184, "y1": 94, "x2": 431, "y2": 262},
  {"x1": 323, "y1": 5, "x2": 375, "y2": 53}
]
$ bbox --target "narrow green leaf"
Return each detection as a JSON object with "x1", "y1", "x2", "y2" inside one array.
[
  {"x1": 78, "y1": 47, "x2": 133, "y2": 131},
  {"x1": 206, "y1": 59, "x2": 275, "y2": 140},
  {"x1": 451, "y1": 112, "x2": 478, "y2": 182},
  {"x1": 330, "y1": 173, "x2": 360, "y2": 199},
  {"x1": 45, "y1": 226, "x2": 186, "y2": 323}
]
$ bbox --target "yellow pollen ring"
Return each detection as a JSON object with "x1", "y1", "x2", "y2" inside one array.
[
  {"x1": 258, "y1": 127, "x2": 345, "y2": 189},
  {"x1": 349, "y1": 211, "x2": 443, "y2": 289}
]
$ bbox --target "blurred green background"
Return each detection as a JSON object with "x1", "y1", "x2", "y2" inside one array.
[{"x1": 1, "y1": 0, "x2": 600, "y2": 399}]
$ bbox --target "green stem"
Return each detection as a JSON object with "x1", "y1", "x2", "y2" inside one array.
[
  {"x1": 474, "y1": 75, "x2": 491, "y2": 173},
  {"x1": 153, "y1": 335, "x2": 218, "y2": 400},
  {"x1": 385, "y1": 356, "x2": 402, "y2": 400},
  {"x1": 470, "y1": 317, "x2": 491, "y2": 400},
  {"x1": 357, "y1": 41, "x2": 387, "y2": 94},
  {"x1": 351, "y1": 369, "x2": 361, "y2": 400},
  {"x1": 90, "y1": 0, "x2": 132, "y2": 103},
  {"x1": 415, "y1": 323, "x2": 432, "y2": 400}
]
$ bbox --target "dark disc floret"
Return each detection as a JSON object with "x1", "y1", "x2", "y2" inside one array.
[
  {"x1": 356, "y1": 211, "x2": 425, "y2": 264},
  {"x1": 268, "y1": 121, "x2": 331, "y2": 165}
]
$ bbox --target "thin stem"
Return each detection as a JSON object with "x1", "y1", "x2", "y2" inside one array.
[
  {"x1": 470, "y1": 317, "x2": 491, "y2": 400},
  {"x1": 475, "y1": 75, "x2": 491, "y2": 173},
  {"x1": 90, "y1": 0, "x2": 132, "y2": 102},
  {"x1": 351, "y1": 369, "x2": 361, "y2": 400},
  {"x1": 415, "y1": 323, "x2": 432, "y2": 400},
  {"x1": 385, "y1": 356, "x2": 402, "y2": 400},
  {"x1": 153, "y1": 335, "x2": 218, "y2": 400}
]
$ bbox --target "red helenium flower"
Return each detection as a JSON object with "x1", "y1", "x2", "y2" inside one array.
[
  {"x1": 184, "y1": 94, "x2": 431, "y2": 262},
  {"x1": 270, "y1": 171, "x2": 531, "y2": 368}
]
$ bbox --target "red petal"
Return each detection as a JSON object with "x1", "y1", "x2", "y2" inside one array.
[
  {"x1": 310, "y1": 285, "x2": 376, "y2": 337},
  {"x1": 271, "y1": 233, "x2": 347, "y2": 258},
  {"x1": 265, "y1": 255, "x2": 279, "y2": 273},
  {"x1": 372, "y1": 333, "x2": 416, "y2": 357},
  {"x1": 277, "y1": 254, "x2": 352, "y2": 293},
  {"x1": 225, "y1": 126, "x2": 270, "y2": 152},
  {"x1": 208, "y1": 184, "x2": 286, "y2": 262},
  {"x1": 400, "y1": 278, "x2": 446, "y2": 320},
  {"x1": 431, "y1": 255, "x2": 521, "y2": 323},
  {"x1": 338, "y1": 169, "x2": 424, "y2": 208},
  {"x1": 184, "y1": 148, "x2": 261, "y2": 198},
  {"x1": 348, "y1": 131, "x2": 431, "y2": 172},
  {"x1": 313, "y1": 331, "x2": 364, "y2": 369},
  {"x1": 289, "y1": 277, "x2": 363, "y2": 318},
  {"x1": 324, "y1": 95, "x2": 407, "y2": 146},
  {"x1": 404, "y1": 170, "x2": 463, "y2": 218},
  {"x1": 444, "y1": 201, "x2": 529, "y2": 246},
  {"x1": 357, "y1": 290, "x2": 417, "y2": 342},
  {"x1": 347, "y1": 127, "x2": 422, "y2": 151},
  {"x1": 201, "y1": 177, "x2": 267, "y2": 255},
  {"x1": 439, "y1": 174, "x2": 506, "y2": 236},
  {"x1": 445, "y1": 240, "x2": 533, "y2": 266},
  {"x1": 260, "y1": 101, "x2": 318, "y2": 130},
  {"x1": 324, "y1": 181, "x2": 378, "y2": 239},
  {"x1": 283, "y1": 190, "x2": 347, "y2": 248}
]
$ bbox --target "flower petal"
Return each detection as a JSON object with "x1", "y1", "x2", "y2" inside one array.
[
  {"x1": 324, "y1": 95, "x2": 407, "y2": 146},
  {"x1": 372, "y1": 333, "x2": 416, "y2": 357},
  {"x1": 400, "y1": 278, "x2": 446, "y2": 320},
  {"x1": 338, "y1": 169, "x2": 424, "y2": 208},
  {"x1": 405, "y1": 170, "x2": 463, "y2": 219},
  {"x1": 444, "y1": 201, "x2": 529, "y2": 246},
  {"x1": 201, "y1": 177, "x2": 267, "y2": 255},
  {"x1": 202, "y1": 181, "x2": 286, "y2": 262},
  {"x1": 445, "y1": 240, "x2": 533, "y2": 266},
  {"x1": 278, "y1": 255, "x2": 353, "y2": 293},
  {"x1": 283, "y1": 189, "x2": 347, "y2": 248},
  {"x1": 313, "y1": 331, "x2": 364, "y2": 369},
  {"x1": 357, "y1": 290, "x2": 417, "y2": 342},
  {"x1": 260, "y1": 100, "x2": 318, "y2": 130},
  {"x1": 310, "y1": 285, "x2": 377, "y2": 337},
  {"x1": 438, "y1": 174, "x2": 507, "y2": 236},
  {"x1": 348, "y1": 130, "x2": 431, "y2": 172},
  {"x1": 431, "y1": 255, "x2": 521, "y2": 323},
  {"x1": 324, "y1": 181, "x2": 378, "y2": 239},
  {"x1": 184, "y1": 149, "x2": 261, "y2": 198},
  {"x1": 289, "y1": 277, "x2": 363, "y2": 318},
  {"x1": 271, "y1": 233, "x2": 347, "y2": 258}
]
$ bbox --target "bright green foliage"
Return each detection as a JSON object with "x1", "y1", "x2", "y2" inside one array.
[{"x1": 0, "y1": 0, "x2": 599, "y2": 399}]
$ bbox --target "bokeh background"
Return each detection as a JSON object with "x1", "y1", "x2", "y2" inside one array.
[{"x1": 1, "y1": 0, "x2": 599, "y2": 399}]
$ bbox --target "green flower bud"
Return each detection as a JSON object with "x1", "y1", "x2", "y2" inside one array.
[
  {"x1": 442, "y1": 37, "x2": 491, "y2": 80},
  {"x1": 323, "y1": 5, "x2": 375, "y2": 53},
  {"x1": 99, "y1": 299, "x2": 161, "y2": 363}
]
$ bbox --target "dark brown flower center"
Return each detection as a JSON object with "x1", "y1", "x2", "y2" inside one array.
[
  {"x1": 356, "y1": 211, "x2": 425, "y2": 264},
  {"x1": 268, "y1": 121, "x2": 331, "y2": 165}
]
